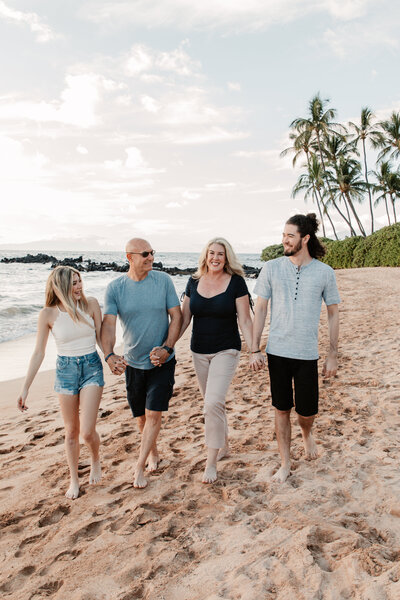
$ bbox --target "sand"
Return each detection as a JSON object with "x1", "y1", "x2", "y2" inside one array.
[{"x1": 0, "y1": 267, "x2": 399, "y2": 600}]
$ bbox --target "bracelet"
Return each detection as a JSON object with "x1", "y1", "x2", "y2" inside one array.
[
  {"x1": 105, "y1": 352, "x2": 115, "y2": 362},
  {"x1": 251, "y1": 350, "x2": 261, "y2": 354}
]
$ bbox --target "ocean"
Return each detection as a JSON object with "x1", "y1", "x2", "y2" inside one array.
[{"x1": 0, "y1": 250, "x2": 263, "y2": 345}]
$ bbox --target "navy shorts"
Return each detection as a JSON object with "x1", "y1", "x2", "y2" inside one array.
[
  {"x1": 54, "y1": 351, "x2": 104, "y2": 395},
  {"x1": 125, "y1": 357, "x2": 176, "y2": 418},
  {"x1": 267, "y1": 353, "x2": 319, "y2": 417}
]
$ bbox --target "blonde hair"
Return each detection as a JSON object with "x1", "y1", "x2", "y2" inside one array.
[
  {"x1": 193, "y1": 237, "x2": 244, "y2": 279},
  {"x1": 45, "y1": 266, "x2": 92, "y2": 326}
]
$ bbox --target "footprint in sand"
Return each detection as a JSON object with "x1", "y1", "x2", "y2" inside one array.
[
  {"x1": 30, "y1": 580, "x2": 64, "y2": 599},
  {"x1": 70, "y1": 519, "x2": 106, "y2": 544},
  {"x1": 38, "y1": 504, "x2": 70, "y2": 527},
  {"x1": 0, "y1": 565, "x2": 36, "y2": 594},
  {"x1": 15, "y1": 531, "x2": 48, "y2": 558}
]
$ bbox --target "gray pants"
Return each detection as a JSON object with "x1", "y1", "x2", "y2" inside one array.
[{"x1": 191, "y1": 349, "x2": 240, "y2": 449}]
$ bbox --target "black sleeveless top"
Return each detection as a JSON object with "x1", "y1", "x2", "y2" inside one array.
[{"x1": 185, "y1": 274, "x2": 249, "y2": 354}]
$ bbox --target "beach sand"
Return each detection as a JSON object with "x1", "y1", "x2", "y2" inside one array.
[{"x1": 0, "y1": 267, "x2": 399, "y2": 600}]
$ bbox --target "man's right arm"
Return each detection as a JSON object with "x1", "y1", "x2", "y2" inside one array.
[
  {"x1": 101, "y1": 314, "x2": 126, "y2": 375},
  {"x1": 249, "y1": 296, "x2": 269, "y2": 371}
]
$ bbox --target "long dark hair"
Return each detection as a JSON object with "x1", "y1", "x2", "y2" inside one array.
[{"x1": 286, "y1": 213, "x2": 326, "y2": 258}]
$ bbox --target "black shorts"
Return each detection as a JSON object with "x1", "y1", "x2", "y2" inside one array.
[
  {"x1": 125, "y1": 358, "x2": 176, "y2": 418},
  {"x1": 267, "y1": 353, "x2": 318, "y2": 417}
]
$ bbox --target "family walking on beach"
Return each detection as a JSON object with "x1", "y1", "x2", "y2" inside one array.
[{"x1": 17, "y1": 213, "x2": 340, "y2": 499}]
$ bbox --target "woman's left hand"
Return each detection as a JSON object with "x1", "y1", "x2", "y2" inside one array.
[{"x1": 17, "y1": 390, "x2": 29, "y2": 412}]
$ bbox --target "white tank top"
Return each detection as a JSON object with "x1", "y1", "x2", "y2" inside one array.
[{"x1": 51, "y1": 306, "x2": 97, "y2": 357}]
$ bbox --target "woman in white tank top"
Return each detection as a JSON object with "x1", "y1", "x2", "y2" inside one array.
[{"x1": 17, "y1": 266, "x2": 104, "y2": 500}]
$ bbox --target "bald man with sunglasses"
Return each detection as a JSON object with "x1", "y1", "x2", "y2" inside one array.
[{"x1": 101, "y1": 238, "x2": 182, "y2": 489}]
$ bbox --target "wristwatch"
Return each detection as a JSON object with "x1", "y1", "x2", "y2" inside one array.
[{"x1": 162, "y1": 345, "x2": 173, "y2": 355}]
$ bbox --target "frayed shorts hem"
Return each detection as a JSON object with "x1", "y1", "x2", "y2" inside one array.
[{"x1": 54, "y1": 382, "x2": 104, "y2": 396}]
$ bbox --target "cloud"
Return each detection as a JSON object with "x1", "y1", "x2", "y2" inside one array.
[
  {"x1": 0, "y1": 136, "x2": 49, "y2": 179},
  {"x1": 228, "y1": 82, "x2": 241, "y2": 92},
  {"x1": 169, "y1": 127, "x2": 248, "y2": 145},
  {"x1": 141, "y1": 95, "x2": 160, "y2": 113},
  {"x1": 124, "y1": 42, "x2": 201, "y2": 78},
  {"x1": 204, "y1": 182, "x2": 237, "y2": 190},
  {"x1": 0, "y1": 1, "x2": 57, "y2": 42},
  {"x1": 81, "y1": 0, "x2": 378, "y2": 32},
  {"x1": 0, "y1": 73, "x2": 104, "y2": 127},
  {"x1": 322, "y1": 21, "x2": 398, "y2": 58},
  {"x1": 166, "y1": 201, "x2": 187, "y2": 208}
]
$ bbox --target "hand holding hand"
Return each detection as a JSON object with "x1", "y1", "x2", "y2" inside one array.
[
  {"x1": 150, "y1": 346, "x2": 169, "y2": 367},
  {"x1": 249, "y1": 352, "x2": 266, "y2": 372},
  {"x1": 107, "y1": 354, "x2": 127, "y2": 375}
]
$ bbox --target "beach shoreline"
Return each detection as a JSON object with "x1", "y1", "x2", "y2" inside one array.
[{"x1": 1, "y1": 267, "x2": 400, "y2": 600}]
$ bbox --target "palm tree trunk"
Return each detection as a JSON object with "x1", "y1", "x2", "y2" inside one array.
[
  {"x1": 336, "y1": 194, "x2": 358, "y2": 236},
  {"x1": 390, "y1": 193, "x2": 398, "y2": 222},
  {"x1": 362, "y1": 138, "x2": 374, "y2": 233},
  {"x1": 345, "y1": 192, "x2": 366, "y2": 236},
  {"x1": 306, "y1": 150, "x2": 327, "y2": 237},
  {"x1": 315, "y1": 131, "x2": 339, "y2": 227},
  {"x1": 312, "y1": 188, "x2": 326, "y2": 236},
  {"x1": 384, "y1": 195, "x2": 391, "y2": 225},
  {"x1": 317, "y1": 188, "x2": 338, "y2": 239}
]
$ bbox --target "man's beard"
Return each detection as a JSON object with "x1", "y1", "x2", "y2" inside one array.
[{"x1": 283, "y1": 239, "x2": 302, "y2": 256}]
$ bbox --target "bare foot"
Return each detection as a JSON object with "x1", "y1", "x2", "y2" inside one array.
[
  {"x1": 202, "y1": 465, "x2": 217, "y2": 484},
  {"x1": 89, "y1": 459, "x2": 102, "y2": 484},
  {"x1": 65, "y1": 481, "x2": 80, "y2": 499},
  {"x1": 217, "y1": 445, "x2": 230, "y2": 461},
  {"x1": 271, "y1": 465, "x2": 291, "y2": 483},
  {"x1": 146, "y1": 452, "x2": 160, "y2": 472},
  {"x1": 303, "y1": 434, "x2": 318, "y2": 459},
  {"x1": 133, "y1": 469, "x2": 148, "y2": 489}
]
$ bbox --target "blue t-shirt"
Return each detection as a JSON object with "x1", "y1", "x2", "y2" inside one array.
[
  {"x1": 104, "y1": 271, "x2": 180, "y2": 369},
  {"x1": 254, "y1": 257, "x2": 341, "y2": 360}
]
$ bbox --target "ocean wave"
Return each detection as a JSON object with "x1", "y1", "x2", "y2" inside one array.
[{"x1": 0, "y1": 304, "x2": 41, "y2": 318}]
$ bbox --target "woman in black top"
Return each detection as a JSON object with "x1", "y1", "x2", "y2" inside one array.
[{"x1": 180, "y1": 237, "x2": 253, "y2": 483}]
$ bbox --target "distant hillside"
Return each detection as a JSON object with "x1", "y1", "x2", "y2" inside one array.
[{"x1": 261, "y1": 223, "x2": 400, "y2": 268}]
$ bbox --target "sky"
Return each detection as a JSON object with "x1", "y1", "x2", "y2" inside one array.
[{"x1": 0, "y1": 0, "x2": 399, "y2": 253}]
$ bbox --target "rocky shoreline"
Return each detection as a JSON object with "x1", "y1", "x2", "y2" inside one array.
[{"x1": 1, "y1": 253, "x2": 261, "y2": 277}]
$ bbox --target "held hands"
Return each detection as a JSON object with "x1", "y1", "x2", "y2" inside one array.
[
  {"x1": 17, "y1": 389, "x2": 29, "y2": 413},
  {"x1": 150, "y1": 346, "x2": 169, "y2": 367},
  {"x1": 322, "y1": 352, "x2": 338, "y2": 377},
  {"x1": 249, "y1": 351, "x2": 266, "y2": 372},
  {"x1": 107, "y1": 354, "x2": 127, "y2": 375}
]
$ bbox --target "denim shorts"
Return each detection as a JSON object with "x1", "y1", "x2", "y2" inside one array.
[{"x1": 54, "y1": 351, "x2": 104, "y2": 395}]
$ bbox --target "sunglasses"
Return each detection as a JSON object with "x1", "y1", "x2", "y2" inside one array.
[{"x1": 127, "y1": 250, "x2": 155, "y2": 258}]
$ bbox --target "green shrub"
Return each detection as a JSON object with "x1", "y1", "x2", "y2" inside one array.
[
  {"x1": 260, "y1": 224, "x2": 400, "y2": 268},
  {"x1": 352, "y1": 223, "x2": 400, "y2": 267},
  {"x1": 322, "y1": 236, "x2": 363, "y2": 269},
  {"x1": 261, "y1": 243, "x2": 284, "y2": 261}
]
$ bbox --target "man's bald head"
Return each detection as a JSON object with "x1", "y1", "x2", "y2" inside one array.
[{"x1": 125, "y1": 238, "x2": 151, "y2": 253}]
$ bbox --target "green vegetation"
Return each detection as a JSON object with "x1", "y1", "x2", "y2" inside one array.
[
  {"x1": 282, "y1": 94, "x2": 400, "y2": 237},
  {"x1": 260, "y1": 243, "x2": 284, "y2": 262},
  {"x1": 260, "y1": 224, "x2": 400, "y2": 268}
]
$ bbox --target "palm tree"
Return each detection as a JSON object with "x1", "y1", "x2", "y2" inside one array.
[
  {"x1": 327, "y1": 157, "x2": 367, "y2": 236},
  {"x1": 291, "y1": 155, "x2": 338, "y2": 239},
  {"x1": 376, "y1": 112, "x2": 400, "y2": 162},
  {"x1": 290, "y1": 94, "x2": 346, "y2": 167},
  {"x1": 371, "y1": 161, "x2": 400, "y2": 224},
  {"x1": 280, "y1": 123, "x2": 314, "y2": 167},
  {"x1": 285, "y1": 95, "x2": 346, "y2": 234},
  {"x1": 349, "y1": 107, "x2": 385, "y2": 233}
]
